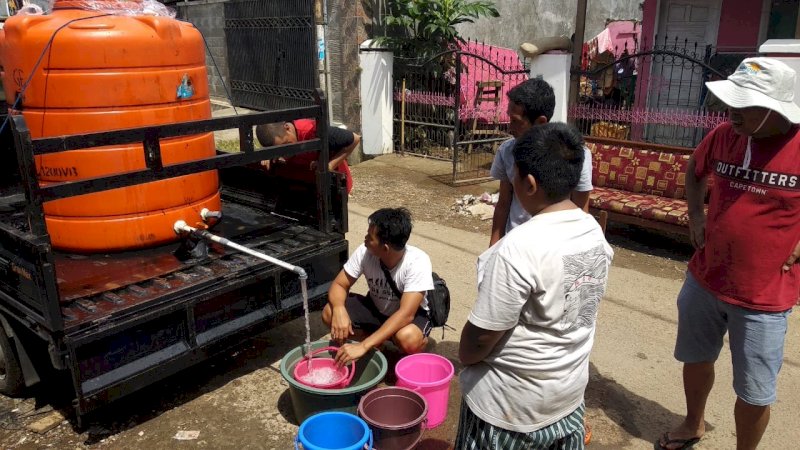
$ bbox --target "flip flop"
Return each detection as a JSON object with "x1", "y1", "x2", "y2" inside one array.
[
  {"x1": 584, "y1": 419, "x2": 592, "y2": 445},
  {"x1": 653, "y1": 432, "x2": 701, "y2": 450}
]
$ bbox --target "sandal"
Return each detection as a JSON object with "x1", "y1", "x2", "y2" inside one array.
[
  {"x1": 584, "y1": 419, "x2": 592, "y2": 445},
  {"x1": 653, "y1": 432, "x2": 701, "y2": 450}
]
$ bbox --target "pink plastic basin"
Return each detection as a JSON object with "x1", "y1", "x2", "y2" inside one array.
[{"x1": 293, "y1": 346, "x2": 355, "y2": 390}]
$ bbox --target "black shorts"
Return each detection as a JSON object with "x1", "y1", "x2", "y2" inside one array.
[{"x1": 345, "y1": 294, "x2": 432, "y2": 337}]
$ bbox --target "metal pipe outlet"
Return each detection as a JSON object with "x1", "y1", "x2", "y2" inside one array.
[{"x1": 173, "y1": 220, "x2": 308, "y2": 279}]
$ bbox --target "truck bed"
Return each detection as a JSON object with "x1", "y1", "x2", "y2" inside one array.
[
  {"x1": 1, "y1": 186, "x2": 348, "y2": 414},
  {"x1": 59, "y1": 193, "x2": 347, "y2": 415},
  {"x1": 0, "y1": 107, "x2": 349, "y2": 419},
  {"x1": 55, "y1": 199, "x2": 339, "y2": 331}
]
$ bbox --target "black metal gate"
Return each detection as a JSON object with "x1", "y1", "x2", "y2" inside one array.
[
  {"x1": 570, "y1": 36, "x2": 754, "y2": 148},
  {"x1": 224, "y1": 0, "x2": 318, "y2": 110}
]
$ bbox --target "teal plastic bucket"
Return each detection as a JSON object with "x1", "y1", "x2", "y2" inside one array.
[
  {"x1": 295, "y1": 412, "x2": 373, "y2": 450},
  {"x1": 280, "y1": 340, "x2": 388, "y2": 423}
]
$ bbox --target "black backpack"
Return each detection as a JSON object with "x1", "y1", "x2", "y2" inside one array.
[
  {"x1": 427, "y1": 272, "x2": 451, "y2": 328},
  {"x1": 380, "y1": 266, "x2": 451, "y2": 330}
]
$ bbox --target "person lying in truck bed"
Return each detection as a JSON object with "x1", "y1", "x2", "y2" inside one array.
[{"x1": 255, "y1": 119, "x2": 359, "y2": 194}]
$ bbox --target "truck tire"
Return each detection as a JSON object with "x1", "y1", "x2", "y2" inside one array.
[{"x1": 0, "y1": 329, "x2": 24, "y2": 396}]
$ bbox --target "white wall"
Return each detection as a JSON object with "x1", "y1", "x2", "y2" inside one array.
[
  {"x1": 359, "y1": 41, "x2": 394, "y2": 155},
  {"x1": 456, "y1": 0, "x2": 643, "y2": 51},
  {"x1": 760, "y1": 40, "x2": 800, "y2": 105},
  {"x1": 528, "y1": 52, "x2": 572, "y2": 123}
]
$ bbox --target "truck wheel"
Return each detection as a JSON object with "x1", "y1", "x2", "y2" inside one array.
[{"x1": 0, "y1": 330, "x2": 24, "y2": 396}]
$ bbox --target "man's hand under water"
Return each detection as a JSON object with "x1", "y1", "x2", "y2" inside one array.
[{"x1": 335, "y1": 342, "x2": 369, "y2": 368}]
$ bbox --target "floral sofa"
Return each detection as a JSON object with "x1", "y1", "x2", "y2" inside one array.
[{"x1": 586, "y1": 137, "x2": 701, "y2": 235}]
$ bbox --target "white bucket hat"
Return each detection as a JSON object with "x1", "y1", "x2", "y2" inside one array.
[{"x1": 706, "y1": 57, "x2": 800, "y2": 123}]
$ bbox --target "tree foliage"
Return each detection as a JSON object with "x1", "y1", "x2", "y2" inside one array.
[{"x1": 377, "y1": 0, "x2": 499, "y2": 60}]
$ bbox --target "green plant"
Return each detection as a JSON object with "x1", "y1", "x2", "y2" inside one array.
[
  {"x1": 216, "y1": 138, "x2": 241, "y2": 153},
  {"x1": 378, "y1": 0, "x2": 499, "y2": 60}
]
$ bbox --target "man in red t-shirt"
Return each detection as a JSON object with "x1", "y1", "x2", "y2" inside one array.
[
  {"x1": 657, "y1": 58, "x2": 800, "y2": 450},
  {"x1": 255, "y1": 119, "x2": 359, "y2": 194}
]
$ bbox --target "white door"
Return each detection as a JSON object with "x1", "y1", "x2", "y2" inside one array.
[
  {"x1": 647, "y1": 0, "x2": 722, "y2": 145},
  {"x1": 657, "y1": 0, "x2": 721, "y2": 48}
]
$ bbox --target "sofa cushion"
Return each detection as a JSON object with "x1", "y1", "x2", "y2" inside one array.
[
  {"x1": 590, "y1": 187, "x2": 690, "y2": 227},
  {"x1": 587, "y1": 142, "x2": 690, "y2": 200}
]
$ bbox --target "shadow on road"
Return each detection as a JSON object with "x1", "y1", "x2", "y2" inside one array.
[
  {"x1": 585, "y1": 362, "x2": 711, "y2": 449},
  {"x1": 605, "y1": 222, "x2": 694, "y2": 263},
  {"x1": 417, "y1": 437, "x2": 452, "y2": 449}
]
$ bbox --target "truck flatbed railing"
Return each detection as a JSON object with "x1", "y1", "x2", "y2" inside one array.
[
  {"x1": 12, "y1": 90, "x2": 334, "y2": 238},
  {"x1": 4, "y1": 91, "x2": 338, "y2": 335}
]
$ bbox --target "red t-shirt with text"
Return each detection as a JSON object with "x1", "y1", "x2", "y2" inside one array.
[{"x1": 689, "y1": 122, "x2": 800, "y2": 311}]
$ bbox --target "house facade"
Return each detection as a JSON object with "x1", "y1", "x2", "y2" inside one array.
[
  {"x1": 572, "y1": 1, "x2": 800, "y2": 147},
  {"x1": 642, "y1": 0, "x2": 798, "y2": 55},
  {"x1": 456, "y1": 0, "x2": 643, "y2": 52}
]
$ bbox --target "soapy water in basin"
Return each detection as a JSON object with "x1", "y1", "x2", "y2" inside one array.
[{"x1": 299, "y1": 366, "x2": 344, "y2": 386}]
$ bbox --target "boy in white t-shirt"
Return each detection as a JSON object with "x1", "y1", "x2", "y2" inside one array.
[
  {"x1": 322, "y1": 208, "x2": 434, "y2": 366},
  {"x1": 457, "y1": 123, "x2": 614, "y2": 449}
]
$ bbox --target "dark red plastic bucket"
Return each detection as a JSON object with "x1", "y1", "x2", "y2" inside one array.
[{"x1": 357, "y1": 387, "x2": 427, "y2": 450}]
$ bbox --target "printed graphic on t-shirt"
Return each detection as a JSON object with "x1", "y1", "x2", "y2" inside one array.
[
  {"x1": 366, "y1": 275, "x2": 398, "y2": 314},
  {"x1": 714, "y1": 161, "x2": 800, "y2": 195},
  {"x1": 560, "y1": 245, "x2": 610, "y2": 332}
]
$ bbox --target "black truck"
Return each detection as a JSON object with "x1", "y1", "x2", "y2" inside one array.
[{"x1": 0, "y1": 94, "x2": 348, "y2": 422}]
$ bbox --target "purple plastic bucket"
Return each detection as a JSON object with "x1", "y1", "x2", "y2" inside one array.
[{"x1": 358, "y1": 387, "x2": 427, "y2": 450}]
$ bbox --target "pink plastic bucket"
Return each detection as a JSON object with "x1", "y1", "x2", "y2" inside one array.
[
  {"x1": 293, "y1": 347, "x2": 355, "y2": 389},
  {"x1": 394, "y1": 353, "x2": 454, "y2": 429}
]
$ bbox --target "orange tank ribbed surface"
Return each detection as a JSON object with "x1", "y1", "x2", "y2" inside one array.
[{"x1": 1, "y1": 2, "x2": 219, "y2": 252}]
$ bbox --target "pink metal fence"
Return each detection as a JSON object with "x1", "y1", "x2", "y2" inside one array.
[
  {"x1": 569, "y1": 105, "x2": 727, "y2": 129},
  {"x1": 392, "y1": 41, "x2": 528, "y2": 123},
  {"x1": 570, "y1": 34, "x2": 749, "y2": 148},
  {"x1": 392, "y1": 39, "x2": 529, "y2": 184}
]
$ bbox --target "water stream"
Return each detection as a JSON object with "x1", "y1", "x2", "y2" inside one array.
[{"x1": 300, "y1": 277, "x2": 313, "y2": 371}]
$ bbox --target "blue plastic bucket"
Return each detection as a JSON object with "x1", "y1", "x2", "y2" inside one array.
[{"x1": 295, "y1": 412, "x2": 373, "y2": 450}]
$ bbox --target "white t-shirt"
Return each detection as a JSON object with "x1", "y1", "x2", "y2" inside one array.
[
  {"x1": 461, "y1": 209, "x2": 613, "y2": 433},
  {"x1": 490, "y1": 137, "x2": 593, "y2": 233},
  {"x1": 343, "y1": 244, "x2": 434, "y2": 315}
]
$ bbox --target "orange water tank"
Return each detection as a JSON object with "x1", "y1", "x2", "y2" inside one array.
[{"x1": 0, "y1": 0, "x2": 220, "y2": 252}]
